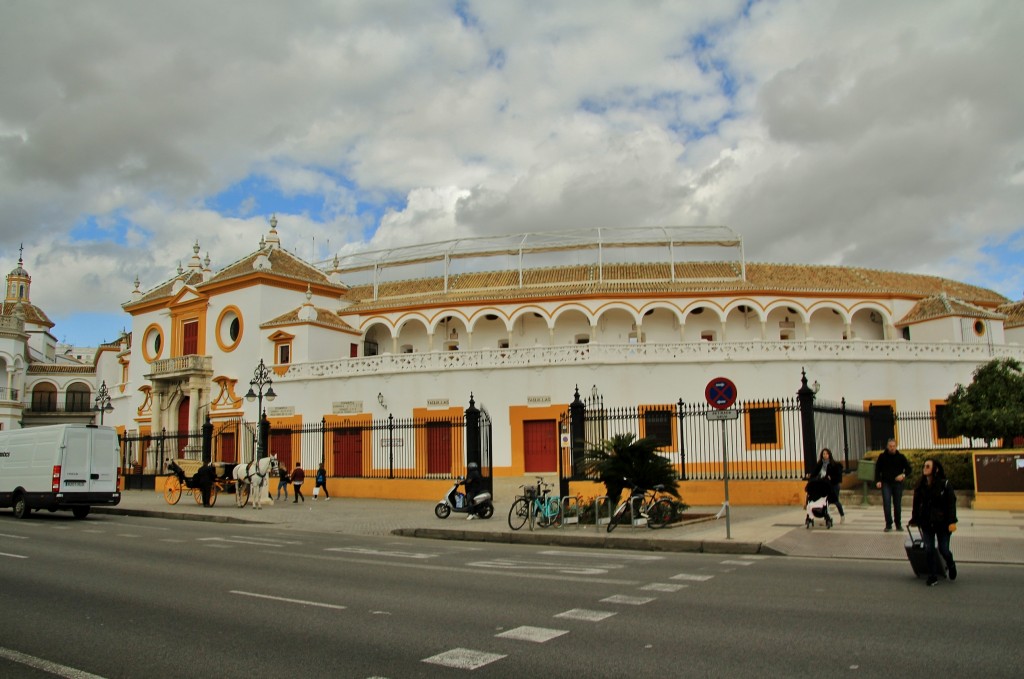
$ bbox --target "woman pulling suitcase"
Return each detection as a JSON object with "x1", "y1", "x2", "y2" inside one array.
[{"x1": 908, "y1": 458, "x2": 958, "y2": 586}]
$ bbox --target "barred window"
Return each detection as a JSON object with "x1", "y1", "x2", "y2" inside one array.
[
  {"x1": 643, "y1": 409, "x2": 673, "y2": 448},
  {"x1": 748, "y1": 407, "x2": 779, "y2": 446}
]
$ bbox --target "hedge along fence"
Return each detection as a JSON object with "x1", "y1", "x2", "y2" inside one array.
[{"x1": 863, "y1": 449, "x2": 981, "y2": 491}]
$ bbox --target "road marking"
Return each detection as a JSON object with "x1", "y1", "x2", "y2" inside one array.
[
  {"x1": 496, "y1": 626, "x2": 569, "y2": 643},
  {"x1": 0, "y1": 551, "x2": 28, "y2": 559},
  {"x1": 601, "y1": 595, "x2": 656, "y2": 605},
  {"x1": 539, "y1": 550, "x2": 663, "y2": 561},
  {"x1": 554, "y1": 608, "x2": 616, "y2": 622},
  {"x1": 0, "y1": 646, "x2": 106, "y2": 678},
  {"x1": 671, "y1": 573, "x2": 714, "y2": 582},
  {"x1": 82, "y1": 530, "x2": 104, "y2": 534},
  {"x1": 160, "y1": 539, "x2": 187, "y2": 543},
  {"x1": 423, "y1": 648, "x2": 505, "y2": 670},
  {"x1": 231, "y1": 535, "x2": 301, "y2": 544},
  {"x1": 199, "y1": 537, "x2": 285, "y2": 547},
  {"x1": 641, "y1": 583, "x2": 688, "y2": 592},
  {"x1": 325, "y1": 547, "x2": 437, "y2": 559},
  {"x1": 467, "y1": 558, "x2": 612, "y2": 575},
  {"x1": 721, "y1": 560, "x2": 755, "y2": 566},
  {"x1": 229, "y1": 591, "x2": 347, "y2": 610},
  {"x1": 116, "y1": 534, "x2": 141, "y2": 538},
  {"x1": 0, "y1": 532, "x2": 27, "y2": 539}
]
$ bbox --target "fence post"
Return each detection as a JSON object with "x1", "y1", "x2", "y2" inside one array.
[
  {"x1": 202, "y1": 414, "x2": 213, "y2": 464},
  {"x1": 798, "y1": 368, "x2": 817, "y2": 476},
  {"x1": 840, "y1": 397, "x2": 850, "y2": 470},
  {"x1": 465, "y1": 393, "x2": 481, "y2": 468},
  {"x1": 565, "y1": 385, "x2": 586, "y2": 498},
  {"x1": 320, "y1": 417, "x2": 327, "y2": 467},
  {"x1": 387, "y1": 413, "x2": 395, "y2": 479},
  {"x1": 677, "y1": 398, "x2": 687, "y2": 480}
]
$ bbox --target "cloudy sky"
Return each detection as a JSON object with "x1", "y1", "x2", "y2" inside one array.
[{"x1": 1, "y1": 0, "x2": 1022, "y2": 346}]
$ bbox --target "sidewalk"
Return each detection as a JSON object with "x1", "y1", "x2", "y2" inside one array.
[{"x1": 93, "y1": 490, "x2": 1024, "y2": 565}]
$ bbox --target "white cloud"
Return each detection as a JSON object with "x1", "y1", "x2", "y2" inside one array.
[{"x1": 1, "y1": 0, "x2": 1022, "y2": 344}]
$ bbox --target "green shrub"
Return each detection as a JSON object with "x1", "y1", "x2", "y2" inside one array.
[{"x1": 864, "y1": 449, "x2": 974, "y2": 490}]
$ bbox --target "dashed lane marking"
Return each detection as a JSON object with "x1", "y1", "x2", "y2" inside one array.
[
  {"x1": 198, "y1": 537, "x2": 286, "y2": 547},
  {"x1": 601, "y1": 595, "x2": 656, "y2": 605},
  {"x1": 0, "y1": 645, "x2": 106, "y2": 679},
  {"x1": 0, "y1": 533, "x2": 27, "y2": 539},
  {"x1": 467, "y1": 558, "x2": 613, "y2": 575},
  {"x1": 422, "y1": 648, "x2": 506, "y2": 670},
  {"x1": 538, "y1": 550, "x2": 663, "y2": 561},
  {"x1": 554, "y1": 608, "x2": 617, "y2": 622},
  {"x1": 671, "y1": 573, "x2": 714, "y2": 582},
  {"x1": 641, "y1": 583, "x2": 688, "y2": 592},
  {"x1": 229, "y1": 591, "x2": 346, "y2": 610},
  {"x1": 495, "y1": 626, "x2": 569, "y2": 643},
  {"x1": 325, "y1": 547, "x2": 437, "y2": 559},
  {"x1": 721, "y1": 560, "x2": 755, "y2": 566},
  {"x1": 0, "y1": 551, "x2": 28, "y2": 559}
]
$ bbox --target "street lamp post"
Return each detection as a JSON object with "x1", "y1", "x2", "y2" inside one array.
[
  {"x1": 244, "y1": 359, "x2": 276, "y2": 460},
  {"x1": 93, "y1": 380, "x2": 114, "y2": 425}
]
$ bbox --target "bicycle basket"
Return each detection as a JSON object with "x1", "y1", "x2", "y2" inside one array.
[{"x1": 523, "y1": 485, "x2": 537, "y2": 499}]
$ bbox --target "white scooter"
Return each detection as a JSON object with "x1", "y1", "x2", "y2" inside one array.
[{"x1": 434, "y1": 477, "x2": 494, "y2": 519}]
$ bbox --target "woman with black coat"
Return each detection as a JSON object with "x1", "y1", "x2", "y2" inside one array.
[
  {"x1": 909, "y1": 458, "x2": 958, "y2": 586},
  {"x1": 811, "y1": 448, "x2": 845, "y2": 522}
]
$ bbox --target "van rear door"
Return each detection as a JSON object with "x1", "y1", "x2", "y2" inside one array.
[
  {"x1": 90, "y1": 428, "x2": 118, "y2": 493},
  {"x1": 62, "y1": 426, "x2": 92, "y2": 492}
]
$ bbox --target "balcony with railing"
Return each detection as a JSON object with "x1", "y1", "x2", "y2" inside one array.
[
  {"x1": 282, "y1": 340, "x2": 1024, "y2": 381},
  {"x1": 146, "y1": 355, "x2": 213, "y2": 380}
]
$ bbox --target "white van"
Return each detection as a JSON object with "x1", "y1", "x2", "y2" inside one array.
[{"x1": 0, "y1": 423, "x2": 121, "y2": 519}]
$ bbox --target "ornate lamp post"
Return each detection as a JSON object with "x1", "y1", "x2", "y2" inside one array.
[
  {"x1": 244, "y1": 359, "x2": 276, "y2": 460},
  {"x1": 93, "y1": 380, "x2": 114, "y2": 425}
]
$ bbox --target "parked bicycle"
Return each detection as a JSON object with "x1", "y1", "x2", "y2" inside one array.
[
  {"x1": 508, "y1": 477, "x2": 562, "y2": 530},
  {"x1": 607, "y1": 480, "x2": 674, "y2": 532}
]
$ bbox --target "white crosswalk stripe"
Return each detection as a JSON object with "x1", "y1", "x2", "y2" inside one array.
[
  {"x1": 495, "y1": 626, "x2": 569, "y2": 643},
  {"x1": 422, "y1": 648, "x2": 505, "y2": 670},
  {"x1": 554, "y1": 608, "x2": 616, "y2": 622}
]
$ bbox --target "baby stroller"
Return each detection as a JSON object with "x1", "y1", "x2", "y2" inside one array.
[{"x1": 804, "y1": 477, "x2": 834, "y2": 529}]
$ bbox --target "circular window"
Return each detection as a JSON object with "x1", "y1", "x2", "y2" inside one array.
[
  {"x1": 216, "y1": 306, "x2": 243, "y2": 352},
  {"x1": 974, "y1": 320, "x2": 986, "y2": 337},
  {"x1": 142, "y1": 324, "x2": 165, "y2": 362}
]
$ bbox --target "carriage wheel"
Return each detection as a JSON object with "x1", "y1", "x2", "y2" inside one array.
[
  {"x1": 236, "y1": 483, "x2": 250, "y2": 508},
  {"x1": 208, "y1": 485, "x2": 219, "y2": 507},
  {"x1": 193, "y1": 488, "x2": 204, "y2": 505},
  {"x1": 164, "y1": 476, "x2": 183, "y2": 505}
]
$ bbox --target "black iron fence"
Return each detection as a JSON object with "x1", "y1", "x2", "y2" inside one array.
[{"x1": 119, "y1": 397, "x2": 492, "y2": 486}]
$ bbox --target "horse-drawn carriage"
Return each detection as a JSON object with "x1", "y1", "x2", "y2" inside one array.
[{"x1": 164, "y1": 455, "x2": 278, "y2": 509}]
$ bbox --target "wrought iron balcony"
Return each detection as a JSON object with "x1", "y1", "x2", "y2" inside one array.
[{"x1": 146, "y1": 355, "x2": 213, "y2": 380}]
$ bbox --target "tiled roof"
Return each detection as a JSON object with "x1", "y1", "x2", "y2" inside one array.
[
  {"x1": 205, "y1": 247, "x2": 344, "y2": 290},
  {"x1": 338, "y1": 262, "x2": 1008, "y2": 312},
  {"x1": 27, "y1": 364, "x2": 95, "y2": 374},
  {"x1": 129, "y1": 270, "x2": 205, "y2": 306},
  {"x1": 262, "y1": 307, "x2": 359, "y2": 333},
  {"x1": 997, "y1": 299, "x2": 1024, "y2": 329},
  {"x1": 898, "y1": 294, "x2": 1006, "y2": 325},
  {"x1": 0, "y1": 301, "x2": 53, "y2": 328}
]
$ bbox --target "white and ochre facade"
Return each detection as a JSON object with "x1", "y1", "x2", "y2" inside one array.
[{"x1": 5, "y1": 222, "x2": 1024, "y2": 499}]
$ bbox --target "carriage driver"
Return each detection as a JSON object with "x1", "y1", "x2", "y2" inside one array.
[{"x1": 197, "y1": 461, "x2": 218, "y2": 507}]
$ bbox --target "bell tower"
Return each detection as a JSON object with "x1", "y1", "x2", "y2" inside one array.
[{"x1": 5, "y1": 244, "x2": 31, "y2": 304}]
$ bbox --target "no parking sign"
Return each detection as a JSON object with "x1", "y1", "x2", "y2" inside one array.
[{"x1": 705, "y1": 377, "x2": 737, "y2": 410}]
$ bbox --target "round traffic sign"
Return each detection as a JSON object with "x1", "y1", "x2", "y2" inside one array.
[{"x1": 705, "y1": 377, "x2": 738, "y2": 410}]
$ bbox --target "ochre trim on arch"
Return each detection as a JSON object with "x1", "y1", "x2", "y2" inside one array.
[{"x1": 215, "y1": 305, "x2": 244, "y2": 353}]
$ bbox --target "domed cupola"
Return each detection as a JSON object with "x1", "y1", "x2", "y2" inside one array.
[{"x1": 6, "y1": 244, "x2": 31, "y2": 303}]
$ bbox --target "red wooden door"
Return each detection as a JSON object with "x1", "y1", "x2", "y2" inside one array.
[
  {"x1": 220, "y1": 432, "x2": 236, "y2": 463},
  {"x1": 426, "y1": 422, "x2": 451, "y2": 475},
  {"x1": 176, "y1": 397, "x2": 190, "y2": 456},
  {"x1": 523, "y1": 420, "x2": 557, "y2": 473},
  {"x1": 270, "y1": 429, "x2": 291, "y2": 469},
  {"x1": 182, "y1": 320, "x2": 199, "y2": 355},
  {"x1": 333, "y1": 428, "x2": 362, "y2": 477}
]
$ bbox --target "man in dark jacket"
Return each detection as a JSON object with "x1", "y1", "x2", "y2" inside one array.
[
  {"x1": 196, "y1": 461, "x2": 218, "y2": 507},
  {"x1": 874, "y1": 438, "x2": 912, "y2": 531}
]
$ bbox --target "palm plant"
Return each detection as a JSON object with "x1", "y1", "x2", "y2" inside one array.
[{"x1": 581, "y1": 433, "x2": 680, "y2": 502}]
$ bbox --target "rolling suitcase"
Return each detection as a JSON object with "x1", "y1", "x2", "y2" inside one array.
[{"x1": 905, "y1": 526, "x2": 946, "y2": 579}]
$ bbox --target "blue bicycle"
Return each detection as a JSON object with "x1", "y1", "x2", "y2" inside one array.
[{"x1": 508, "y1": 477, "x2": 562, "y2": 530}]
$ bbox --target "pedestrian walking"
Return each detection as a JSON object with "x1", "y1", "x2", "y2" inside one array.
[
  {"x1": 291, "y1": 462, "x2": 305, "y2": 503},
  {"x1": 874, "y1": 438, "x2": 912, "y2": 531},
  {"x1": 276, "y1": 463, "x2": 290, "y2": 500},
  {"x1": 909, "y1": 458, "x2": 958, "y2": 586},
  {"x1": 197, "y1": 461, "x2": 218, "y2": 507},
  {"x1": 314, "y1": 462, "x2": 329, "y2": 500},
  {"x1": 811, "y1": 447, "x2": 845, "y2": 523}
]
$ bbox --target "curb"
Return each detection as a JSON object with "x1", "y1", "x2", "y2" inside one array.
[{"x1": 91, "y1": 506, "x2": 266, "y2": 525}]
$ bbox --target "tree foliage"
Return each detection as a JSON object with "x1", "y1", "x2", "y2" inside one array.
[
  {"x1": 945, "y1": 358, "x2": 1024, "y2": 448},
  {"x1": 580, "y1": 433, "x2": 680, "y2": 500}
]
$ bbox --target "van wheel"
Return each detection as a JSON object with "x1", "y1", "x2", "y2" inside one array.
[
  {"x1": 72, "y1": 506, "x2": 91, "y2": 519},
  {"x1": 13, "y1": 494, "x2": 31, "y2": 519}
]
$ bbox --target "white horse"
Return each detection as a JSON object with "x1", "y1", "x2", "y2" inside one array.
[{"x1": 232, "y1": 454, "x2": 279, "y2": 509}]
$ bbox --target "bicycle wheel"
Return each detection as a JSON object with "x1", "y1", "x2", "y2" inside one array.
[
  {"x1": 607, "y1": 501, "x2": 628, "y2": 533},
  {"x1": 546, "y1": 498, "x2": 563, "y2": 527},
  {"x1": 646, "y1": 498, "x2": 674, "y2": 529},
  {"x1": 508, "y1": 498, "x2": 530, "y2": 531}
]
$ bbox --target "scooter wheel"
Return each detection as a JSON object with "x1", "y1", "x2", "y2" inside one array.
[
  {"x1": 478, "y1": 502, "x2": 494, "y2": 520},
  {"x1": 434, "y1": 502, "x2": 451, "y2": 519}
]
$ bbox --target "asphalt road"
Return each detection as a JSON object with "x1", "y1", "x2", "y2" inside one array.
[{"x1": 1, "y1": 512, "x2": 1022, "y2": 678}]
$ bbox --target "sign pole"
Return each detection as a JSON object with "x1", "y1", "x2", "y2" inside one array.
[
  {"x1": 721, "y1": 419, "x2": 731, "y2": 539},
  {"x1": 705, "y1": 377, "x2": 738, "y2": 541}
]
